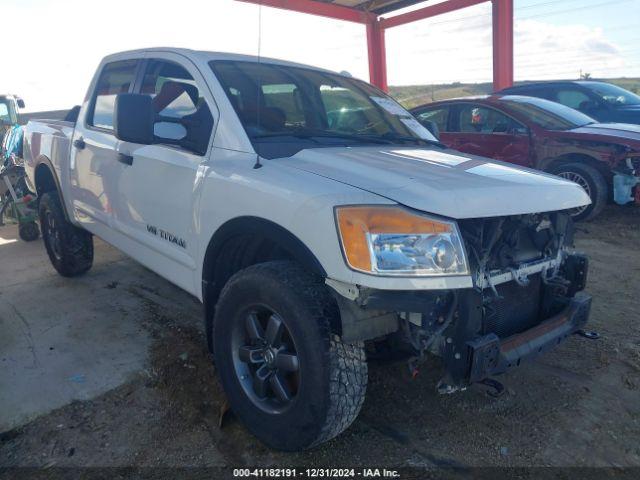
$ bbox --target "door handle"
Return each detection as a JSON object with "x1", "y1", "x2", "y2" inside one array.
[
  {"x1": 73, "y1": 138, "x2": 86, "y2": 150},
  {"x1": 117, "y1": 153, "x2": 134, "y2": 166}
]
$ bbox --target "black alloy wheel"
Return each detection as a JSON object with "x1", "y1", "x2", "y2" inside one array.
[
  {"x1": 43, "y1": 210, "x2": 63, "y2": 259},
  {"x1": 232, "y1": 306, "x2": 300, "y2": 413}
]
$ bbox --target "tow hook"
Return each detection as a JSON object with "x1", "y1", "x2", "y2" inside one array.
[
  {"x1": 575, "y1": 329, "x2": 600, "y2": 340},
  {"x1": 478, "y1": 378, "x2": 505, "y2": 398}
]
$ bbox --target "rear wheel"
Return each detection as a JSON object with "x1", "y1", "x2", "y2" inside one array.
[
  {"x1": 19, "y1": 222, "x2": 40, "y2": 242},
  {"x1": 39, "y1": 191, "x2": 93, "y2": 277},
  {"x1": 552, "y1": 162, "x2": 607, "y2": 221},
  {"x1": 213, "y1": 261, "x2": 367, "y2": 451}
]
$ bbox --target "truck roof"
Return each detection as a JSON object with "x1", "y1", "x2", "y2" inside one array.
[{"x1": 105, "y1": 47, "x2": 338, "y2": 75}]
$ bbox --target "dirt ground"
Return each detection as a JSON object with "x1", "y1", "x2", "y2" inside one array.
[{"x1": 1, "y1": 205, "x2": 639, "y2": 471}]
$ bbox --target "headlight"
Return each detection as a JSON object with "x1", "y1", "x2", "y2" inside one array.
[{"x1": 335, "y1": 206, "x2": 469, "y2": 276}]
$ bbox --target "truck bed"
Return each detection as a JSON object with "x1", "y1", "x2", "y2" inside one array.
[{"x1": 23, "y1": 119, "x2": 74, "y2": 205}]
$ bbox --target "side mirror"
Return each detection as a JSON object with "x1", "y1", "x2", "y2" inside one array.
[
  {"x1": 16, "y1": 98, "x2": 25, "y2": 109},
  {"x1": 114, "y1": 93, "x2": 154, "y2": 144},
  {"x1": 420, "y1": 119, "x2": 440, "y2": 140},
  {"x1": 115, "y1": 92, "x2": 213, "y2": 155}
]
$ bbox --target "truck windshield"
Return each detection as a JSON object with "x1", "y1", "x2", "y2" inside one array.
[
  {"x1": 210, "y1": 60, "x2": 440, "y2": 157},
  {"x1": 499, "y1": 96, "x2": 595, "y2": 131},
  {"x1": 582, "y1": 82, "x2": 640, "y2": 106}
]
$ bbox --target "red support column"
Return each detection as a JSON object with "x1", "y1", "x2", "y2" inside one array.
[
  {"x1": 366, "y1": 19, "x2": 388, "y2": 92},
  {"x1": 380, "y1": 0, "x2": 487, "y2": 29},
  {"x1": 492, "y1": 0, "x2": 514, "y2": 91}
]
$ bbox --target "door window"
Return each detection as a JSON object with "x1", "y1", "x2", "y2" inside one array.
[
  {"x1": 415, "y1": 107, "x2": 449, "y2": 132},
  {"x1": 554, "y1": 89, "x2": 591, "y2": 110},
  {"x1": 90, "y1": 60, "x2": 138, "y2": 130},
  {"x1": 140, "y1": 60, "x2": 213, "y2": 151},
  {"x1": 457, "y1": 104, "x2": 524, "y2": 134}
]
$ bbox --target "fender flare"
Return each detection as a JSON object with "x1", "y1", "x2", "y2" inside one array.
[
  {"x1": 33, "y1": 155, "x2": 72, "y2": 221},
  {"x1": 201, "y1": 216, "x2": 327, "y2": 351}
]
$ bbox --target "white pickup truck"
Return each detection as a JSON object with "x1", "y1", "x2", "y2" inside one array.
[{"x1": 24, "y1": 48, "x2": 593, "y2": 451}]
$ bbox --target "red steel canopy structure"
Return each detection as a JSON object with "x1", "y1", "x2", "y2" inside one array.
[{"x1": 236, "y1": 0, "x2": 513, "y2": 92}]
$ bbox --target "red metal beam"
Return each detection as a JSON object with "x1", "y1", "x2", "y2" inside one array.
[
  {"x1": 367, "y1": 20, "x2": 388, "y2": 91},
  {"x1": 380, "y1": 0, "x2": 488, "y2": 29},
  {"x1": 234, "y1": 0, "x2": 514, "y2": 95},
  {"x1": 236, "y1": 0, "x2": 374, "y2": 24},
  {"x1": 492, "y1": 0, "x2": 514, "y2": 90}
]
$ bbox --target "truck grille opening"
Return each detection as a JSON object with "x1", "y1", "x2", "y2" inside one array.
[{"x1": 482, "y1": 275, "x2": 542, "y2": 338}]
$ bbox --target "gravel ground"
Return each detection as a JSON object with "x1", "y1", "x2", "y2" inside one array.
[{"x1": 1, "y1": 206, "x2": 639, "y2": 472}]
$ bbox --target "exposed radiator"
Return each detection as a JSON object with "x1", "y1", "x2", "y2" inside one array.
[{"x1": 483, "y1": 275, "x2": 542, "y2": 338}]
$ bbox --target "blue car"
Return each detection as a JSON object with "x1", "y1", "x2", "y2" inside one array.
[{"x1": 498, "y1": 81, "x2": 640, "y2": 125}]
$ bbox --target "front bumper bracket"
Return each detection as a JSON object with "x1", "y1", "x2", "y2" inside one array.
[{"x1": 465, "y1": 292, "x2": 592, "y2": 384}]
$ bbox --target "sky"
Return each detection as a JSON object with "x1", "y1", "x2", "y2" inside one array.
[{"x1": 2, "y1": 0, "x2": 640, "y2": 112}]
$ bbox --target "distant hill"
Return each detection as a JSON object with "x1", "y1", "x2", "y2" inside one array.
[{"x1": 390, "y1": 78, "x2": 640, "y2": 109}]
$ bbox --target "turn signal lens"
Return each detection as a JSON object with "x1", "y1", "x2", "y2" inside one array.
[{"x1": 335, "y1": 206, "x2": 468, "y2": 276}]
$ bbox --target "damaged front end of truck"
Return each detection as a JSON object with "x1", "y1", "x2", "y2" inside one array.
[{"x1": 330, "y1": 210, "x2": 592, "y2": 394}]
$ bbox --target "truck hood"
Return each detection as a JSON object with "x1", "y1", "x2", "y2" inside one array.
[{"x1": 276, "y1": 147, "x2": 590, "y2": 219}]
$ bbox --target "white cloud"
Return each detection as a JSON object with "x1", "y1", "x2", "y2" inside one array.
[
  {"x1": 0, "y1": 0, "x2": 636, "y2": 112},
  {"x1": 1, "y1": 0, "x2": 367, "y2": 112},
  {"x1": 514, "y1": 20, "x2": 627, "y2": 80},
  {"x1": 384, "y1": 2, "x2": 635, "y2": 86}
]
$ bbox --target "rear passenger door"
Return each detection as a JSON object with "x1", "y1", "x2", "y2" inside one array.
[
  {"x1": 448, "y1": 103, "x2": 532, "y2": 167},
  {"x1": 110, "y1": 53, "x2": 217, "y2": 292},
  {"x1": 71, "y1": 58, "x2": 139, "y2": 228}
]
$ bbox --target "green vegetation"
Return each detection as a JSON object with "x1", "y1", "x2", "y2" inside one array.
[{"x1": 390, "y1": 78, "x2": 640, "y2": 109}]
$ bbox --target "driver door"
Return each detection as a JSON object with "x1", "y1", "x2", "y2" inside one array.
[{"x1": 110, "y1": 53, "x2": 216, "y2": 292}]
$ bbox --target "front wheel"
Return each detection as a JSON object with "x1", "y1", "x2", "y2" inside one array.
[
  {"x1": 552, "y1": 162, "x2": 608, "y2": 221},
  {"x1": 39, "y1": 191, "x2": 93, "y2": 277},
  {"x1": 213, "y1": 261, "x2": 367, "y2": 451}
]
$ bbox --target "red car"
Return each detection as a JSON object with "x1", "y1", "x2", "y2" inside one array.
[{"x1": 411, "y1": 95, "x2": 640, "y2": 220}]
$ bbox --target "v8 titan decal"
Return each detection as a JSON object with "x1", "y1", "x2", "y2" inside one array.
[{"x1": 147, "y1": 225, "x2": 187, "y2": 249}]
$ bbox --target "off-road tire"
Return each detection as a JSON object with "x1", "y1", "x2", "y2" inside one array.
[
  {"x1": 551, "y1": 162, "x2": 607, "y2": 221},
  {"x1": 19, "y1": 221, "x2": 40, "y2": 242},
  {"x1": 39, "y1": 191, "x2": 93, "y2": 277},
  {"x1": 213, "y1": 261, "x2": 367, "y2": 451}
]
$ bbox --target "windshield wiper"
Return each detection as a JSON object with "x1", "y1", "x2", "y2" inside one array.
[
  {"x1": 252, "y1": 129, "x2": 393, "y2": 145},
  {"x1": 252, "y1": 128, "x2": 447, "y2": 148}
]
